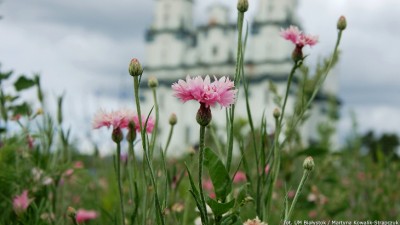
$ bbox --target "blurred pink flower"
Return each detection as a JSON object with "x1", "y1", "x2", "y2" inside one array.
[
  {"x1": 64, "y1": 169, "x2": 74, "y2": 177},
  {"x1": 120, "y1": 152, "x2": 128, "y2": 163},
  {"x1": 288, "y1": 190, "x2": 296, "y2": 199},
  {"x1": 308, "y1": 210, "x2": 318, "y2": 219},
  {"x1": 132, "y1": 114, "x2": 155, "y2": 133},
  {"x1": 92, "y1": 109, "x2": 130, "y2": 129},
  {"x1": 209, "y1": 192, "x2": 216, "y2": 199},
  {"x1": 264, "y1": 164, "x2": 270, "y2": 175},
  {"x1": 13, "y1": 190, "x2": 32, "y2": 216},
  {"x1": 243, "y1": 217, "x2": 268, "y2": 225},
  {"x1": 202, "y1": 179, "x2": 213, "y2": 191},
  {"x1": 74, "y1": 161, "x2": 84, "y2": 169},
  {"x1": 233, "y1": 171, "x2": 246, "y2": 183},
  {"x1": 76, "y1": 209, "x2": 98, "y2": 223},
  {"x1": 281, "y1": 25, "x2": 318, "y2": 47},
  {"x1": 172, "y1": 75, "x2": 236, "y2": 108}
]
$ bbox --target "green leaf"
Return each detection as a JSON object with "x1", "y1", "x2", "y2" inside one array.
[
  {"x1": 184, "y1": 163, "x2": 204, "y2": 214},
  {"x1": 221, "y1": 213, "x2": 243, "y2": 225},
  {"x1": 206, "y1": 197, "x2": 234, "y2": 217},
  {"x1": 14, "y1": 76, "x2": 36, "y2": 91},
  {"x1": 234, "y1": 184, "x2": 249, "y2": 208},
  {"x1": 0, "y1": 70, "x2": 13, "y2": 81},
  {"x1": 10, "y1": 102, "x2": 31, "y2": 116},
  {"x1": 204, "y1": 147, "x2": 232, "y2": 200}
]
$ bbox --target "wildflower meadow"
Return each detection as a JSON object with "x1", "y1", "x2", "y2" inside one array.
[{"x1": 0, "y1": 0, "x2": 399, "y2": 225}]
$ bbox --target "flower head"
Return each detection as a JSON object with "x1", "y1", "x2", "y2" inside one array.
[
  {"x1": 280, "y1": 25, "x2": 318, "y2": 48},
  {"x1": 172, "y1": 75, "x2": 236, "y2": 108},
  {"x1": 243, "y1": 216, "x2": 268, "y2": 225},
  {"x1": 13, "y1": 190, "x2": 32, "y2": 216},
  {"x1": 76, "y1": 209, "x2": 98, "y2": 223},
  {"x1": 92, "y1": 109, "x2": 130, "y2": 130},
  {"x1": 132, "y1": 114, "x2": 155, "y2": 133}
]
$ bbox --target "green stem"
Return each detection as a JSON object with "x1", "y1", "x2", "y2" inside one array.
[
  {"x1": 116, "y1": 142, "x2": 125, "y2": 224},
  {"x1": 150, "y1": 87, "x2": 159, "y2": 158},
  {"x1": 226, "y1": 10, "x2": 245, "y2": 172},
  {"x1": 164, "y1": 124, "x2": 174, "y2": 155},
  {"x1": 198, "y1": 125, "x2": 208, "y2": 225},
  {"x1": 286, "y1": 170, "x2": 311, "y2": 220},
  {"x1": 133, "y1": 76, "x2": 165, "y2": 225}
]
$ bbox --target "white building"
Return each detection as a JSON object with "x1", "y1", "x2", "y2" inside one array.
[{"x1": 140, "y1": 0, "x2": 338, "y2": 156}]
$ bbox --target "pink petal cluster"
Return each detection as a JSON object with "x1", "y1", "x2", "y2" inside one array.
[
  {"x1": 172, "y1": 75, "x2": 236, "y2": 108},
  {"x1": 92, "y1": 109, "x2": 154, "y2": 133},
  {"x1": 233, "y1": 171, "x2": 246, "y2": 183},
  {"x1": 13, "y1": 190, "x2": 32, "y2": 216},
  {"x1": 76, "y1": 209, "x2": 98, "y2": 223},
  {"x1": 243, "y1": 217, "x2": 268, "y2": 225},
  {"x1": 280, "y1": 25, "x2": 318, "y2": 47}
]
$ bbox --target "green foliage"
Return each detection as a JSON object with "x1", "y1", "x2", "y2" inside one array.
[{"x1": 14, "y1": 76, "x2": 36, "y2": 92}]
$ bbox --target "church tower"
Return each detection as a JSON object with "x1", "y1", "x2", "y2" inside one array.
[{"x1": 145, "y1": 0, "x2": 194, "y2": 70}]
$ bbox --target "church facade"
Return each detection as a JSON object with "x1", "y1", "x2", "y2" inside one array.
[{"x1": 139, "y1": 0, "x2": 338, "y2": 155}]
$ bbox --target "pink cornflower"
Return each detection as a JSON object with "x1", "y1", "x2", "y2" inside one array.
[
  {"x1": 233, "y1": 171, "x2": 246, "y2": 183},
  {"x1": 76, "y1": 209, "x2": 98, "y2": 223},
  {"x1": 280, "y1": 25, "x2": 318, "y2": 48},
  {"x1": 13, "y1": 190, "x2": 32, "y2": 216},
  {"x1": 132, "y1": 114, "x2": 155, "y2": 133},
  {"x1": 172, "y1": 75, "x2": 236, "y2": 108},
  {"x1": 92, "y1": 109, "x2": 130, "y2": 130}
]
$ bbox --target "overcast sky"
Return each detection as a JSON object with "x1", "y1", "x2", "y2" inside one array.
[{"x1": 1, "y1": 0, "x2": 399, "y2": 153}]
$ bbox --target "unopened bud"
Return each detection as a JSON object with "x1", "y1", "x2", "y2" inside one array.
[
  {"x1": 237, "y1": 0, "x2": 249, "y2": 12},
  {"x1": 303, "y1": 156, "x2": 315, "y2": 171},
  {"x1": 112, "y1": 127, "x2": 123, "y2": 144},
  {"x1": 67, "y1": 206, "x2": 76, "y2": 218},
  {"x1": 148, "y1": 76, "x2": 158, "y2": 88},
  {"x1": 169, "y1": 113, "x2": 177, "y2": 126},
  {"x1": 337, "y1": 16, "x2": 347, "y2": 31},
  {"x1": 196, "y1": 104, "x2": 212, "y2": 126},
  {"x1": 292, "y1": 46, "x2": 303, "y2": 62},
  {"x1": 273, "y1": 108, "x2": 281, "y2": 119},
  {"x1": 126, "y1": 121, "x2": 137, "y2": 143},
  {"x1": 128, "y1": 58, "x2": 143, "y2": 77}
]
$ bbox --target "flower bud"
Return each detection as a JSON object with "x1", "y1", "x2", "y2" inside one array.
[
  {"x1": 169, "y1": 113, "x2": 177, "y2": 126},
  {"x1": 237, "y1": 0, "x2": 249, "y2": 12},
  {"x1": 128, "y1": 58, "x2": 143, "y2": 77},
  {"x1": 273, "y1": 108, "x2": 280, "y2": 119},
  {"x1": 148, "y1": 76, "x2": 158, "y2": 88},
  {"x1": 303, "y1": 156, "x2": 315, "y2": 171},
  {"x1": 112, "y1": 127, "x2": 123, "y2": 144},
  {"x1": 67, "y1": 206, "x2": 76, "y2": 218},
  {"x1": 337, "y1": 16, "x2": 347, "y2": 31},
  {"x1": 126, "y1": 121, "x2": 137, "y2": 143},
  {"x1": 292, "y1": 46, "x2": 303, "y2": 62},
  {"x1": 196, "y1": 104, "x2": 212, "y2": 126}
]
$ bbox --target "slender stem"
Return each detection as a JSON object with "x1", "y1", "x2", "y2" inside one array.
[
  {"x1": 150, "y1": 87, "x2": 159, "y2": 158},
  {"x1": 164, "y1": 125, "x2": 174, "y2": 155},
  {"x1": 116, "y1": 142, "x2": 125, "y2": 225},
  {"x1": 198, "y1": 125, "x2": 208, "y2": 225},
  {"x1": 226, "y1": 11, "x2": 245, "y2": 172},
  {"x1": 133, "y1": 76, "x2": 165, "y2": 225},
  {"x1": 278, "y1": 63, "x2": 298, "y2": 128},
  {"x1": 286, "y1": 170, "x2": 311, "y2": 220}
]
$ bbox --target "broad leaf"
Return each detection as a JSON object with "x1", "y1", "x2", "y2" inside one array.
[
  {"x1": 204, "y1": 147, "x2": 232, "y2": 200},
  {"x1": 206, "y1": 197, "x2": 234, "y2": 217},
  {"x1": 14, "y1": 76, "x2": 35, "y2": 91}
]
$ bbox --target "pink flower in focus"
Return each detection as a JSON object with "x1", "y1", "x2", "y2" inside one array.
[
  {"x1": 172, "y1": 75, "x2": 236, "y2": 108},
  {"x1": 76, "y1": 209, "x2": 98, "y2": 223},
  {"x1": 92, "y1": 109, "x2": 130, "y2": 129},
  {"x1": 233, "y1": 171, "x2": 246, "y2": 183},
  {"x1": 13, "y1": 190, "x2": 32, "y2": 216},
  {"x1": 280, "y1": 25, "x2": 318, "y2": 47},
  {"x1": 132, "y1": 114, "x2": 155, "y2": 133}
]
